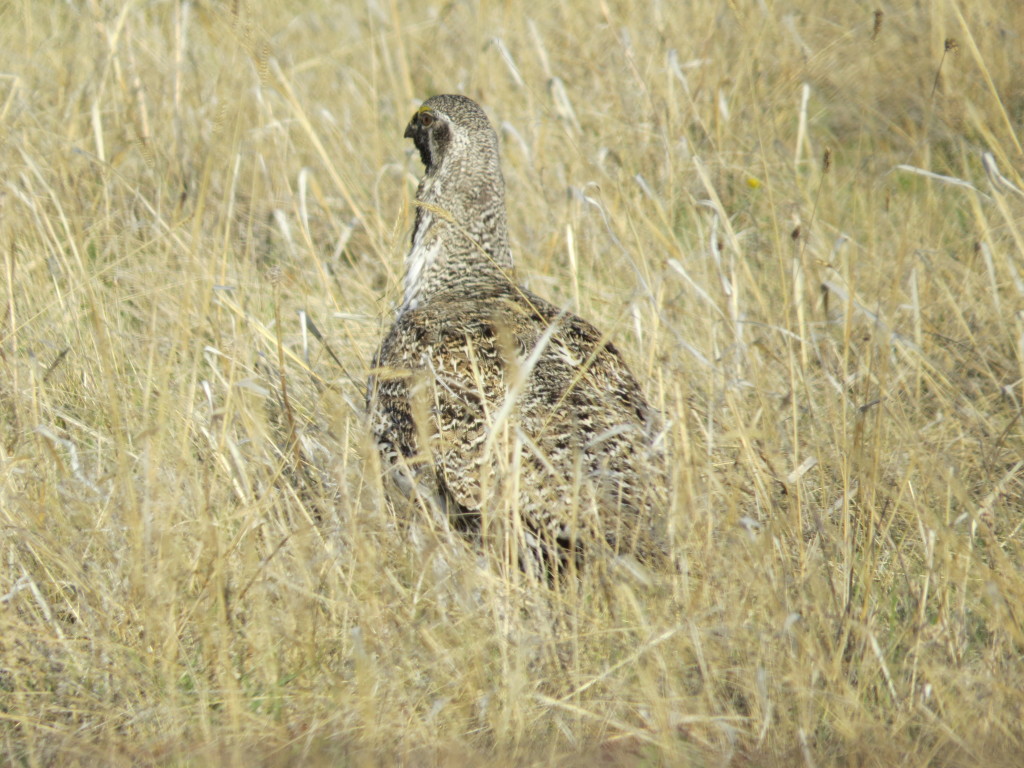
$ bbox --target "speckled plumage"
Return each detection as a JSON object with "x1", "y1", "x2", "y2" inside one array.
[{"x1": 368, "y1": 95, "x2": 664, "y2": 575}]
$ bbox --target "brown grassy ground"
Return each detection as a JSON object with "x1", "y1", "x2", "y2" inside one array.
[{"x1": 2, "y1": 0, "x2": 1023, "y2": 765}]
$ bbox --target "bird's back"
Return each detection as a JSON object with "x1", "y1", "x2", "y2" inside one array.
[{"x1": 370, "y1": 279, "x2": 664, "y2": 573}]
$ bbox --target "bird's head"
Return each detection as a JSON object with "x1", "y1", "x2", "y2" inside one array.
[{"x1": 404, "y1": 94, "x2": 498, "y2": 175}]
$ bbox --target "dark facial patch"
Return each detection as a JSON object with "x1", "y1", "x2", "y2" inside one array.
[{"x1": 405, "y1": 110, "x2": 451, "y2": 172}]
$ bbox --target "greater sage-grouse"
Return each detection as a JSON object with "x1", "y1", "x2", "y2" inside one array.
[{"x1": 368, "y1": 94, "x2": 664, "y2": 577}]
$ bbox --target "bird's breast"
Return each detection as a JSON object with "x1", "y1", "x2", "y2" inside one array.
[{"x1": 402, "y1": 214, "x2": 441, "y2": 312}]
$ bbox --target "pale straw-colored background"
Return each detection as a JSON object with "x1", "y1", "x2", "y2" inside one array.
[{"x1": 1, "y1": 1, "x2": 1022, "y2": 764}]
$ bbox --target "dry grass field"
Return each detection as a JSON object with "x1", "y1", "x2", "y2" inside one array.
[{"x1": 2, "y1": 0, "x2": 1023, "y2": 765}]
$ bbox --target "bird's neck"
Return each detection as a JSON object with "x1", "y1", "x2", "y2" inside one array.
[{"x1": 400, "y1": 170, "x2": 514, "y2": 312}]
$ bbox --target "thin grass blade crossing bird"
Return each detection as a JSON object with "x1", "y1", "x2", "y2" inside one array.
[{"x1": 367, "y1": 94, "x2": 665, "y2": 580}]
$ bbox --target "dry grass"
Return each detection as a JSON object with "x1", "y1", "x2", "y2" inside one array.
[{"x1": 2, "y1": 0, "x2": 1023, "y2": 765}]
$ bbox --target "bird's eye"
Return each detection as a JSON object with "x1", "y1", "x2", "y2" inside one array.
[{"x1": 420, "y1": 112, "x2": 434, "y2": 127}]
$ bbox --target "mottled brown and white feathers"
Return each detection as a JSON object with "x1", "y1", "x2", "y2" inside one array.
[
  {"x1": 368, "y1": 94, "x2": 664, "y2": 575},
  {"x1": 400, "y1": 94, "x2": 512, "y2": 311}
]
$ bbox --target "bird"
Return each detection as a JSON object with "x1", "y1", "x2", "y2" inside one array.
[{"x1": 367, "y1": 94, "x2": 664, "y2": 580}]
